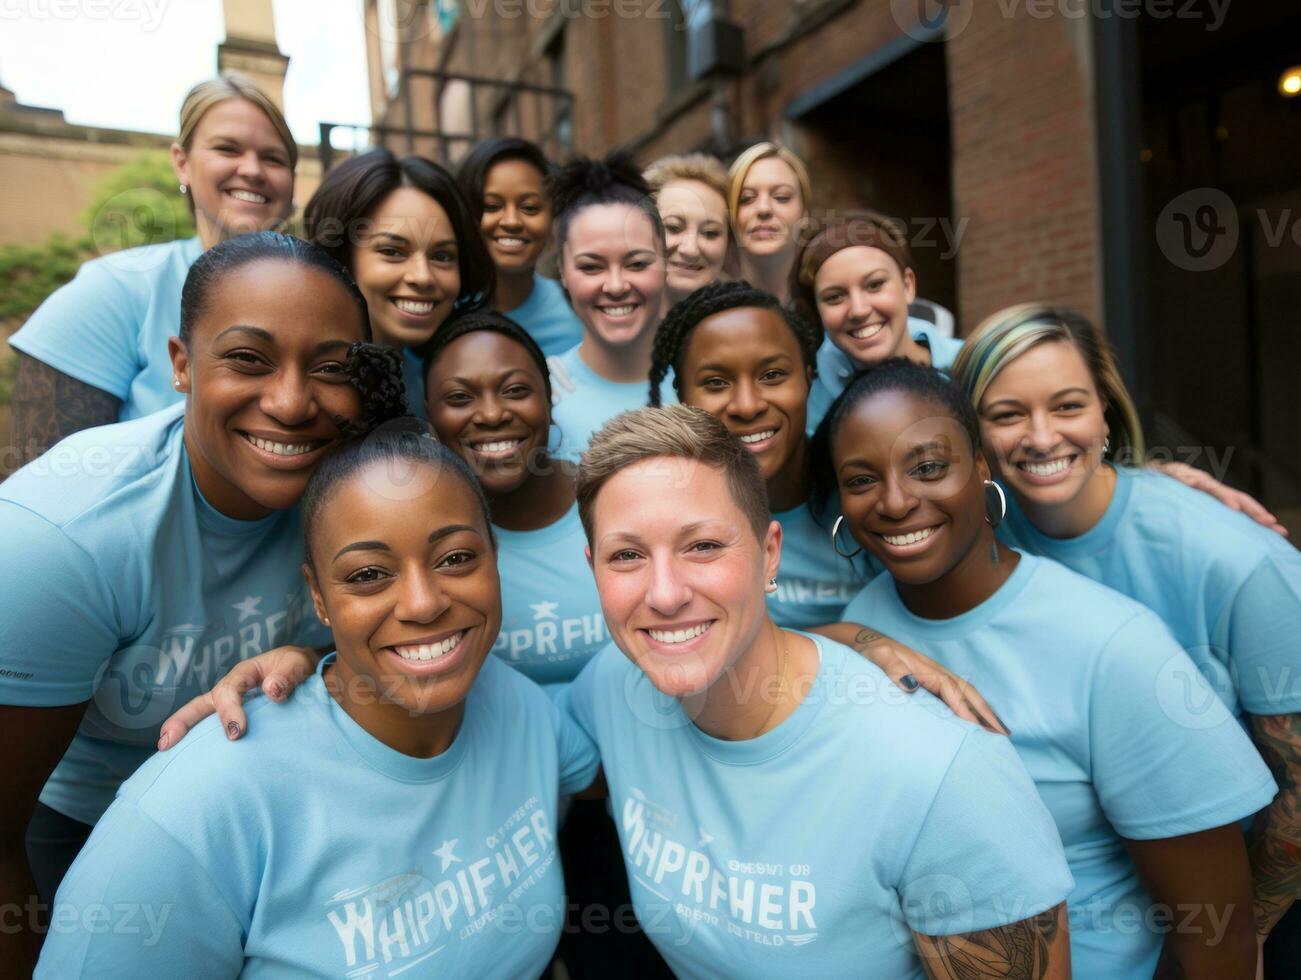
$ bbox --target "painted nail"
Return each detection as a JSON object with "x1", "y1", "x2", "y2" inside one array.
[
  {"x1": 901, "y1": 674, "x2": 919, "y2": 692},
  {"x1": 226, "y1": 721, "x2": 241, "y2": 739}
]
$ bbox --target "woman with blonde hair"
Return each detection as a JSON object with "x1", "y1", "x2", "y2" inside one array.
[
  {"x1": 725, "y1": 141, "x2": 811, "y2": 303},
  {"x1": 951, "y1": 304, "x2": 1301, "y2": 961},
  {"x1": 644, "y1": 153, "x2": 731, "y2": 308},
  {"x1": 10, "y1": 71, "x2": 298, "y2": 456}
]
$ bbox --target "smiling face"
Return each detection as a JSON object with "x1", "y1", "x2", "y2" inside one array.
[
  {"x1": 560, "y1": 203, "x2": 666, "y2": 350},
  {"x1": 735, "y1": 156, "x2": 805, "y2": 258},
  {"x1": 679, "y1": 306, "x2": 810, "y2": 485},
  {"x1": 306, "y1": 459, "x2": 500, "y2": 732},
  {"x1": 426, "y1": 330, "x2": 550, "y2": 494},
  {"x1": 169, "y1": 258, "x2": 365, "y2": 520},
  {"x1": 480, "y1": 158, "x2": 551, "y2": 275},
  {"x1": 977, "y1": 339, "x2": 1110, "y2": 510},
  {"x1": 171, "y1": 99, "x2": 294, "y2": 244},
  {"x1": 658, "y1": 179, "x2": 729, "y2": 301},
  {"x1": 814, "y1": 246, "x2": 917, "y2": 367},
  {"x1": 350, "y1": 187, "x2": 461, "y2": 349},
  {"x1": 832, "y1": 389, "x2": 989, "y2": 587},
  {"x1": 589, "y1": 457, "x2": 780, "y2": 698}
]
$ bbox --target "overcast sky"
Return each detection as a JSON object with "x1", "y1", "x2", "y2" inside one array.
[{"x1": 0, "y1": 0, "x2": 371, "y2": 145}]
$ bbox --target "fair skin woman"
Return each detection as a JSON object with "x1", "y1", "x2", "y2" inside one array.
[
  {"x1": 12, "y1": 83, "x2": 296, "y2": 459},
  {"x1": 657, "y1": 178, "x2": 730, "y2": 308},
  {"x1": 732, "y1": 155, "x2": 807, "y2": 303},
  {"x1": 825, "y1": 377, "x2": 1261, "y2": 979},
  {"x1": 813, "y1": 244, "x2": 931, "y2": 368}
]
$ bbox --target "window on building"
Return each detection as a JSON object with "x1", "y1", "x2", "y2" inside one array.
[{"x1": 546, "y1": 29, "x2": 572, "y2": 151}]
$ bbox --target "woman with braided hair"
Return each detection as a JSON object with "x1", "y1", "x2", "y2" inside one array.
[
  {"x1": 304, "y1": 147, "x2": 494, "y2": 418},
  {"x1": 649, "y1": 281, "x2": 1006, "y2": 731},
  {"x1": 0, "y1": 233, "x2": 398, "y2": 971},
  {"x1": 545, "y1": 152, "x2": 676, "y2": 461}
]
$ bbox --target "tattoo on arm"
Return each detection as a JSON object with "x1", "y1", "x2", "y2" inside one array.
[
  {"x1": 1248, "y1": 712, "x2": 1301, "y2": 935},
  {"x1": 10, "y1": 353, "x2": 121, "y2": 466},
  {"x1": 915, "y1": 902, "x2": 1065, "y2": 980},
  {"x1": 853, "y1": 626, "x2": 886, "y2": 647}
]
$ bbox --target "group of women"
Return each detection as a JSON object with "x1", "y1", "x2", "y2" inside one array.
[{"x1": 2, "y1": 70, "x2": 1299, "y2": 979}]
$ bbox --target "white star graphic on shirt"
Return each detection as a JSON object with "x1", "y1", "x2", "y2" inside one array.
[
  {"x1": 530, "y1": 601, "x2": 560, "y2": 621},
  {"x1": 233, "y1": 595, "x2": 262, "y2": 623},
  {"x1": 433, "y1": 839, "x2": 461, "y2": 872},
  {"x1": 697, "y1": 827, "x2": 715, "y2": 847}
]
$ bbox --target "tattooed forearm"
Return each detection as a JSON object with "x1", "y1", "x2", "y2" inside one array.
[
  {"x1": 10, "y1": 352, "x2": 121, "y2": 466},
  {"x1": 914, "y1": 902, "x2": 1066, "y2": 980},
  {"x1": 1247, "y1": 712, "x2": 1301, "y2": 936}
]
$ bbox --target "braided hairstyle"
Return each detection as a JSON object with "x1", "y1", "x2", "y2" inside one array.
[
  {"x1": 807, "y1": 357, "x2": 981, "y2": 525},
  {"x1": 548, "y1": 152, "x2": 665, "y2": 254},
  {"x1": 422, "y1": 310, "x2": 552, "y2": 405},
  {"x1": 648, "y1": 280, "x2": 822, "y2": 406},
  {"x1": 342, "y1": 341, "x2": 410, "y2": 437}
]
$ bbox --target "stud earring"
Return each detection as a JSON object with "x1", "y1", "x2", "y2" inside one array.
[
  {"x1": 178, "y1": 183, "x2": 188, "y2": 195},
  {"x1": 1103, "y1": 436, "x2": 1111, "y2": 457},
  {"x1": 172, "y1": 377, "x2": 182, "y2": 389},
  {"x1": 765, "y1": 577, "x2": 778, "y2": 594}
]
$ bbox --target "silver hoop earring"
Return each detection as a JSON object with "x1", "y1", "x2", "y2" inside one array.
[
  {"x1": 178, "y1": 183, "x2": 188, "y2": 195},
  {"x1": 983, "y1": 479, "x2": 1007, "y2": 527},
  {"x1": 831, "y1": 515, "x2": 863, "y2": 559}
]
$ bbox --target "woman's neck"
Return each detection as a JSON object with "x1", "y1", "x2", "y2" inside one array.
[
  {"x1": 494, "y1": 266, "x2": 536, "y2": 313},
  {"x1": 766, "y1": 437, "x2": 809, "y2": 512},
  {"x1": 739, "y1": 249, "x2": 794, "y2": 304},
  {"x1": 1019, "y1": 462, "x2": 1117, "y2": 540},
  {"x1": 684, "y1": 621, "x2": 819, "y2": 741},
  {"x1": 487, "y1": 458, "x2": 577, "y2": 532},
  {"x1": 579, "y1": 325, "x2": 658, "y2": 383},
  {"x1": 896, "y1": 529, "x2": 1020, "y2": 620},
  {"x1": 196, "y1": 215, "x2": 222, "y2": 252},
  {"x1": 325, "y1": 658, "x2": 465, "y2": 758}
]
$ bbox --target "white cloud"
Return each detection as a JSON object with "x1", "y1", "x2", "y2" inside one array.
[{"x1": 0, "y1": 0, "x2": 370, "y2": 144}]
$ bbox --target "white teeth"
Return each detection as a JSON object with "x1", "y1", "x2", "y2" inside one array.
[
  {"x1": 882, "y1": 526, "x2": 937, "y2": 547},
  {"x1": 1022, "y1": 458, "x2": 1072, "y2": 477},
  {"x1": 850, "y1": 323, "x2": 885, "y2": 340},
  {"x1": 393, "y1": 631, "x2": 464, "y2": 662},
  {"x1": 228, "y1": 189, "x2": 268, "y2": 204},
  {"x1": 394, "y1": 299, "x2": 436, "y2": 315},
  {"x1": 647, "y1": 622, "x2": 711, "y2": 644},
  {"x1": 472, "y1": 439, "x2": 521, "y2": 453},
  {"x1": 602, "y1": 304, "x2": 636, "y2": 316},
  {"x1": 495, "y1": 237, "x2": 526, "y2": 247},
  {"x1": 739, "y1": 430, "x2": 777, "y2": 444},
  {"x1": 246, "y1": 434, "x2": 315, "y2": 457}
]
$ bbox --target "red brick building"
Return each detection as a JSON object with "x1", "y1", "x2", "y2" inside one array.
[{"x1": 344, "y1": 0, "x2": 1301, "y2": 523}]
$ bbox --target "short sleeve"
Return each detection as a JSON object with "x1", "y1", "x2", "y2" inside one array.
[
  {"x1": 1090, "y1": 611, "x2": 1278, "y2": 839},
  {"x1": 1215, "y1": 554, "x2": 1301, "y2": 715},
  {"x1": 558, "y1": 653, "x2": 601, "y2": 740},
  {"x1": 900, "y1": 730, "x2": 1073, "y2": 936},
  {"x1": 548, "y1": 689, "x2": 600, "y2": 796},
  {"x1": 35, "y1": 799, "x2": 246, "y2": 978},
  {"x1": 0, "y1": 503, "x2": 121, "y2": 706},
  {"x1": 9, "y1": 257, "x2": 142, "y2": 399}
]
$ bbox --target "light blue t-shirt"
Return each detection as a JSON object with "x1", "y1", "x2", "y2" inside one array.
[
  {"x1": 769, "y1": 501, "x2": 871, "y2": 629},
  {"x1": 0, "y1": 403, "x2": 330, "y2": 825},
  {"x1": 807, "y1": 322, "x2": 965, "y2": 434},
  {"x1": 9, "y1": 237, "x2": 203, "y2": 421},
  {"x1": 562, "y1": 635, "x2": 1073, "y2": 979},
  {"x1": 504, "y1": 273, "x2": 584, "y2": 357},
  {"x1": 37, "y1": 654, "x2": 599, "y2": 978},
  {"x1": 843, "y1": 552, "x2": 1278, "y2": 979},
  {"x1": 1000, "y1": 466, "x2": 1301, "y2": 720},
  {"x1": 549, "y1": 342, "x2": 675, "y2": 462},
  {"x1": 493, "y1": 502, "x2": 606, "y2": 691}
]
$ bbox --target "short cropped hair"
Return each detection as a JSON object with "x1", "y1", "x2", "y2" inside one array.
[{"x1": 576, "y1": 405, "x2": 770, "y2": 545}]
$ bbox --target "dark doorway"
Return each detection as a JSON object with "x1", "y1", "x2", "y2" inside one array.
[
  {"x1": 1138, "y1": 6, "x2": 1301, "y2": 528},
  {"x1": 790, "y1": 38, "x2": 958, "y2": 318}
]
